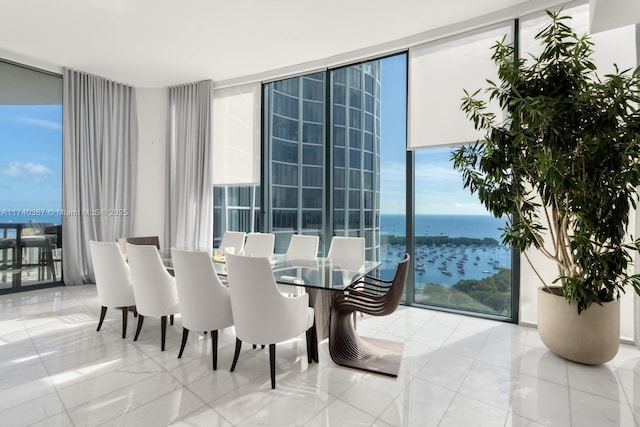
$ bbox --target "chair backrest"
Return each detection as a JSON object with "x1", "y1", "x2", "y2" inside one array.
[
  {"x1": 286, "y1": 235, "x2": 319, "y2": 258},
  {"x1": 89, "y1": 240, "x2": 135, "y2": 308},
  {"x1": 226, "y1": 253, "x2": 309, "y2": 344},
  {"x1": 327, "y1": 236, "x2": 365, "y2": 262},
  {"x1": 243, "y1": 233, "x2": 275, "y2": 257},
  {"x1": 171, "y1": 248, "x2": 233, "y2": 331},
  {"x1": 218, "y1": 231, "x2": 246, "y2": 254},
  {"x1": 126, "y1": 243, "x2": 179, "y2": 317},
  {"x1": 382, "y1": 253, "x2": 410, "y2": 315},
  {"x1": 117, "y1": 236, "x2": 160, "y2": 255}
]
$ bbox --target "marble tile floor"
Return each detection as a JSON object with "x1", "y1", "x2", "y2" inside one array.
[{"x1": 1, "y1": 285, "x2": 640, "y2": 426}]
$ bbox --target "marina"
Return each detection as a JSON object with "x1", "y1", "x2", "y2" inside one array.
[
  {"x1": 378, "y1": 214, "x2": 512, "y2": 287},
  {"x1": 380, "y1": 240, "x2": 511, "y2": 287}
]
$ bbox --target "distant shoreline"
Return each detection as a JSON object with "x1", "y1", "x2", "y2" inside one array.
[{"x1": 381, "y1": 234, "x2": 501, "y2": 247}]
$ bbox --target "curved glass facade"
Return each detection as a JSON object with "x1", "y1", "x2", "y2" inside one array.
[{"x1": 264, "y1": 63, "x2": 382, "y2": 256}]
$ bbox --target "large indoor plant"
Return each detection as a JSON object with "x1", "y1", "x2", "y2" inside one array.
[{"x1": 451, "y1": 10, "x2": 640, "y2": 363}]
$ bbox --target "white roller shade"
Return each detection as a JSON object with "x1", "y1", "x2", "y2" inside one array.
[
  {"x1": 590, "y1": 0, "x2": 640, "y2": 34},
  {"x1": 408, "y1": 23, "x2": 513, "y2": 150},
  {"x1": 212, "y1": 83, "x2": 261, "y2": 185},
  {"x1": 0, "y1": 61, "x2": 61, "y2": 104}
]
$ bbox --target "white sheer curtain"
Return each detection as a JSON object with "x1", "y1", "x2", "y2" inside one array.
[
  {"x1": 165, "y1": 80, "x2": 214, "y2": 250},
  {"x1": 62, "y1": 68, "x2": 138, "y2": 285}
]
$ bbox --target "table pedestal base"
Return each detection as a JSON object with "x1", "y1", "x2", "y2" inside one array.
[{"x1": 329, "y1": 308, "x2": 404, "y2": 377}]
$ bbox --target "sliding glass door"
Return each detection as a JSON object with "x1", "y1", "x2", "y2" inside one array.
[{"x1": 0, "y1": 60, "x2": 63, "y2": 292}]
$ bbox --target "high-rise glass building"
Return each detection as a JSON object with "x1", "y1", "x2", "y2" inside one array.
[
  {"x1": 263, "y1": 62, "x2": 382, "y2": 257},
  {"x1": 212, "y1": 185, "x2": 260, "y2": 248}
]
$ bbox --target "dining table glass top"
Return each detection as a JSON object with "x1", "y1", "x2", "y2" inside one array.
[{"x1": 160, "y1": 248, "x2": 381, "y2": 291}]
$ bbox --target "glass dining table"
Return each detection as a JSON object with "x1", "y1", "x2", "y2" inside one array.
[
  {"x1": 160, "y1": 249, "x2": 403, "y2": 376},
  {"x1": 161, "y1": 249, "x2": 379, "y2": 291}
]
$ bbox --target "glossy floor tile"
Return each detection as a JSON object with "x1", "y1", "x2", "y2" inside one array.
[{"x1": 0, "y1": 285, "x2": 639, "y2": 426}]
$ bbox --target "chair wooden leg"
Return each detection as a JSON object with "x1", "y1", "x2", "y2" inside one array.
[
  {"x1": 121, "y1": 307, "x2": 128, "y2": 339},
  {"x1": 230, "y1": 338, "x2": 242, "y2": 372},
  {"x1": 211, "y1": 330, "x2": 218, "y2": 370},
  {"x1": 170, "y1": 314, "x2": 174, "y2": 325},
  {"x1": 134, "y1": 315, "x2": 144, "y2": 341},
  {"x1": 269, "y1": 343, "x2": 276, "y2": 389},
  {"x1": 97, "y1": 306, "x2": 107, "y2": 331},
  {"x1": 161, "y1": 316, "x2": 167, "y2": 351},
  {"x1": 132, "y1": 306, "x2": 138, "y2": 317},
  {"x1": 178, "y1": 327, "x2": 189, "y2": 358}
]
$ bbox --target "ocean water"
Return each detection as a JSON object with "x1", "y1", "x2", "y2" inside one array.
[
  {"x1": 380, "y1": 214, "x2": 511, "y2": 287},
  {"x1": 381, "y1": 214, "x2": 509, "y2": 241}
]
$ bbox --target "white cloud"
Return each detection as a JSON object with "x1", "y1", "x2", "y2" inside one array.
[
  {"x1": 2, "y1": 162, "x2": 55, "y2": 177},
  {"x1": 11, "y1": 116, "x2": 62, "y2": 131}
]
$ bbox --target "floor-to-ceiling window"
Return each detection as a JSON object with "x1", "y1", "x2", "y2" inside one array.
[
  {"x1": 265, "y1": 72, "x2": 326, "y2": 253},
  {"x1": 408, "y1": 21, "x2": 517, "y2": 319},
  {"x1": 263, "y1": 54, "x2": 407, "y2": 261},
  {"x1": 413, "y1": 148, "x2": 513, "y2": 317},
  {"x1": 0, "y1": 60, "x2": 63, "y2": 293}
]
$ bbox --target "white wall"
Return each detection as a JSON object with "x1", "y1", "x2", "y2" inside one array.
[{"x1": 133, "y1": 88, "x2": 168, "y2": 243}]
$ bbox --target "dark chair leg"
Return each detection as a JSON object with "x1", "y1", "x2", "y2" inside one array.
[
  {"x1": 306, "y1": 328, "x2": 312, "y2": 364},
  {"x1": 178, "y1": 327, "x2": 189, "y2": 358},
  {"x1": 132, "y1": 306, "x2": 138, "y2": 317},
  {"x1": 134, "y1": 315, "x2": 144, "y2": 341},
  {"x1": 230, "y1": 338, "x2": 242, "y2": 372},
  {"x1": 211, "y1": 330, "x2": 218, "y2": 370},
  {"x1": 170, "y1": 314, "x2": 174, "y2": 325},
  {"x1": 269, "y1": 343, "x2": 276, "y2": 389},
  {"x1": 121, "y1": 307, "x2": 128, "y2": 339},
  {"x1": 97, "y1": 306, "x2": 107, "y2": 331},
  {"x1": 161, "y1": 316, "x2": 167, "y2": 351}
]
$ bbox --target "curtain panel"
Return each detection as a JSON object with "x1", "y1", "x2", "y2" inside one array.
[
  {"x1": 62, "y1": 69, "x2": 138, "y2": 285},
  {"x1": 165, "y1": 80, "x2": 214, "y2": 250}
]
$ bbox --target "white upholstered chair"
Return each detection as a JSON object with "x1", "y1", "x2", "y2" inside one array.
[
  {"x1": 327, "y1": 236, "x2": 365, "y2": 262},
  {"x1": 225, "y1": 253, "x2": 316, "y2": 389},
  {"x1": 117, "y1": 236, "x2": 160, "y2": 257},
  {"x1": 286, "y1": 234, "x2": 319, "y2": 258},
  {"x1": 279, "y1": 234, "x2": 320, "y2": 295},
  {"x1": 171, "y1": 248, "x2": 234, "y2": 370},
  {"x1": 243, "y1": 233, "x2": 275, "y2": 257},
  {"x1": 89, "y1": 241, "x2": 137, "y2": 338},
  {"x1": 217, "y1": 231, "x2": 246, "y2": 255},
  {"x1": 126, "y1": 243, "x2": 179, "y2": 351}
]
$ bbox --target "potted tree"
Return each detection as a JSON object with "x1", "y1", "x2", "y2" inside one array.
[{"x1": 452, "y1": 10, "x2": 640, "y2": 364}]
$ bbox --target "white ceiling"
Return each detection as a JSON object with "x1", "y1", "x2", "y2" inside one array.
[{"x1": 0, "y1": 0, "x2": 623, "y2": 88}]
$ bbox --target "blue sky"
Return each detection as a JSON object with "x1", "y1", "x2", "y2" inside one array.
[{"x1": 0, "y1": 105, "x2": 63, "y2": 212}]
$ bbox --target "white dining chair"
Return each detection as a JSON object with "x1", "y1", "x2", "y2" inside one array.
[
  {"x1": 218, "y1": 231, "x2": 246, "y2": 255},
  {"x1": 286, "y1": 234, "x2": 319, "y2": 258},
  {"x1": 225, "y1": 253, "x2": 316, "y2": 389},
  {"x1": 279, "y1": 234, "x2": 319, "y2": 295},
  {"x1": 243, "y1": 233, "x2": 275, "y2": 257},
  {"x1": 171, "y1": 248, "x2": 234, "y2": 370},
  {"x1": 327, "y1": 236, "x2": 365, "y2": 262},
  {"x1": 89, "y1": 241, "x2": 137, "y2": 338},
  {"x1": 126, "y1": 243, "x2": 180, "y2": 351}
]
